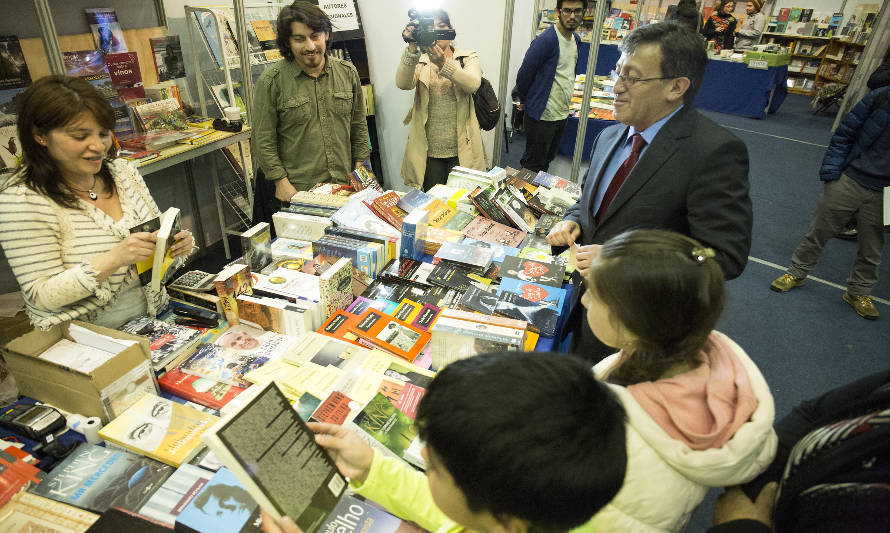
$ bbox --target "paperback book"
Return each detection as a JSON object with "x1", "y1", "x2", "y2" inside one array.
[
  {"x1": 497, "y1": 278, "x2": 566, "y2": 315},
  {"x1": 138, "y1": 463, "x2": 213, "y2": 527},
  {"x1": 0, "y1": 36, "x2": 31, "y2": 90},
  {"x1": 499, "y1": 256, "x2": 565, "y2": 287},
  {"x1": 351, "y1": 393, "x2": 423, "y2": 469},
  {"x1": 129, "y1": 206, "x2": 181, "y2": 292},
  {"x1": 104, "y1": 51, "x2": 145, "y2": 100},
  {"x1": 179, "y1": 325, "x2": 297, "y2": 387},
  {"x1": 494, "y1": 292, "x2": 559, "y2": 337},
  {"x1": 349, "y1": 308, "x2": 431, "y2": 361},
  {"x1": 240, "y1": 222, "x2": 273, "y2": 273},
  {"x1": 174, "y1": 467, "x2": 262, "y2": 533},
  {"x1": 158, "y1": 368, "x2": 247, "y2": 412},
  {"x1": 199, "y1": 382, "x2": 347, "y2": 531},
  {"x1": 29, "y1": 443, "x2": 173, "y2": 513},
  {"x1": 98, "y1": 394, "x2": 218, "y2": 467},
  {"x1": 0, "y1": 492, "x2": 99, "y2": 532},
  {"x1": 118, "y1": 315, "x2": 202, "y2": 371},
  {"x1": 461, "y1": 216, "x2": 527, "y2": 248},
  {"x1": 214, "y1": 263, "x2": 253, "y2": 325}
]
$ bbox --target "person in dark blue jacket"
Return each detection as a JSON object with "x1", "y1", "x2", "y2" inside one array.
[
  {"x1": 514, "y1": 0, "x2": 586, "y2": 172},
  {"x1": 770, "y1": 86, "x2": 890, "y2": 320}
]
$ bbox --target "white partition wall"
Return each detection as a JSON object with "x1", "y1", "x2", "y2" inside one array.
[{"x1": 357, "y1": 0, "x2": 508, "y2": 190}]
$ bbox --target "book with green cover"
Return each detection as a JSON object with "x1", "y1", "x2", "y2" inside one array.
[{"x1": 351, "y1": 393, "x2": 423, "y2": 469}]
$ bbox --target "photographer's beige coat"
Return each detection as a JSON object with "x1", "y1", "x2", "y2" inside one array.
[{"x1": 395, "y1": 47, "x2": 486, "y2": 188}]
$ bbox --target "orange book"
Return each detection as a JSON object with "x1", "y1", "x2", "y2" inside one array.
[
  {"x1": 317, "y1": 310, "x2": 362, "y2": 345},
  {"x1": 348, "y1": 309, "x2": 431, "y2": 362}
]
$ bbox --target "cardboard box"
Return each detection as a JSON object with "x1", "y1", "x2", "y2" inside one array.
[
  {"x1": 745, "y1": 51, "x2": 791, "y2": 67},
  {"x1": 4, "y1": 321, "x2": 159, "y2": 424}
]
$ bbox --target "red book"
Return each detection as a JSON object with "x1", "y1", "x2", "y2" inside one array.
[
  {"x1": 363, "y1": 191, "x2": 407, "y2": 230},
  {"x1": 0, "y1": 449, "x2": 44, "y2": 508},
  {"x1": 104, "y1": 51, "x2": 145, "y2": 99},
  {"x1": 157, "y1": 368, "x2": 246, "y2": 411}
]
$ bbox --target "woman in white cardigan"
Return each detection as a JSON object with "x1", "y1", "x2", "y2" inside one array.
[
  {"x1": 0, "y1": 76, "x2": 194, "y2": 330},
  {"x1": 579, "y1": 229, "x2": 777, "y2": 532},
  {"x1": 396, "y1": 9, "x2": 486, "y2": 190}
]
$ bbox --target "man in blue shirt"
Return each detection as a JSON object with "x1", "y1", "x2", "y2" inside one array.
[
  {"x1": 514, "y1": 0, "x2": 585, "y2": 172},
  {"x1": 547, "y1": 22, "x2": 752, "y2": 360}
]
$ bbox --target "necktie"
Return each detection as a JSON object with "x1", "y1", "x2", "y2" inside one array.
[{"x1": 595, "y1": 133, "x2": 647, "y2": 224}]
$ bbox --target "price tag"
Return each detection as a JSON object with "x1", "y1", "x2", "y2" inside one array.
[{"x1": 748, "y1": 59, "x2": 769, "y2": 70}]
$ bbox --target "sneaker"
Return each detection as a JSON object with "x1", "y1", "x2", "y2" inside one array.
[
  {"x1": 843, "y1": 293, "x2": 879, "y2": 320},
  {"x1": 770, "y1": 274, "x2": 805, "y2": 292},
  {"x1": 837, "y1": 228, "x2": 858, "y2": 241}
]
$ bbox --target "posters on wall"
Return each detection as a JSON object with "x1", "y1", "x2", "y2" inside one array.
[{"x1": 0, "y1": 36, "x2": 30, "y2": 171}]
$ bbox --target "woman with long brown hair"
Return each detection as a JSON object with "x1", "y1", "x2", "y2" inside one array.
[
  {"x1": 702, "y1": 0, "x2": 738, "y2": 51},
  {"x1": 0, "y1": 75, "x2": 194, "y2": 330}
]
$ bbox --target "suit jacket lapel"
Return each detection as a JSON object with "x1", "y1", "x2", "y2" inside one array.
[{"x1": 597, "y1": 108, "x2": 694, "y2": 226}]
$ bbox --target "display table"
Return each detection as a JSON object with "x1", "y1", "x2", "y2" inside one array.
[
  {"x1": 694, "y1": 59, "x2": 788, "y2": 119},
  {"x1": 558, "y1": 116, "x2": 617, "y2": 159}
]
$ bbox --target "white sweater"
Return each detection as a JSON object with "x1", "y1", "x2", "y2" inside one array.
[
  {"x1": 588, "y1": 332, "x2": 778, "y2": 532},
  {"x1": 0, "y1": 159, "x2": 170, "y2": 329}
]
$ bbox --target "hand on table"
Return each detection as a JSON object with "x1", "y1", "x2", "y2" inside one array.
[
  {"x1": 275, "y1": 178, "x2": 298, "y2": 202},
  {"x1": 546, "y1": 220, "x2": 580, "y2": 247}
]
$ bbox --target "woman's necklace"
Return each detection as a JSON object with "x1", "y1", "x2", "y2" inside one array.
[{"x1": 66, "y1": 175, "x2": 99, "y2": 201}]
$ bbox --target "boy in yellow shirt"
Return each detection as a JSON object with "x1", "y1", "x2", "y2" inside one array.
[{"x1": 262, "y1": 351, "x2": 627, "y2": 533}]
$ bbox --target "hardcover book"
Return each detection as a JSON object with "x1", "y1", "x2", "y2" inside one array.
[
  {"x1": 98, "y1": 394, "x2": 218, "y2": 467},
  {"x1": 158, "y1": 368, "x2": 247, "y2": 412},
  {"x1": 199, "y1": 382, "x2": 347, "y2": 531},
  {"x1": 365, "y1": 191, "x2": 407, "y2": 230},
  {"x1": 349, "y1": 309, "x2": 431, "y2": 361},
  {"x1": 118, "y1": 315, "x2": 202, "y2": 371},
  {"x1": 461, "y1": 216, "x2": 527, "y2": 248},
  {"x1": 85, "y1": 8, "x2": 127, "y2": 55},
  {"x1": 29, "y1": 443, "x2": 173, "y2": 513},
  {"x1": 179, "y1": 325, "x2": 297, "y2": 387},
  {"x1": 499, "y1": 256, "x2": 565, "y2": 287},
  {"x1": 138, "y1": 463, "x2": 213, "y2": 526}
]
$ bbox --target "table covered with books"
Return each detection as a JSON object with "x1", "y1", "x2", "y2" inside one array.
[
  {"x1": 694, "y1": 58, "x2": 788, "y2": 119},
  {"x1": 0, "y1": 164, "x2": 582, "y2": 531}
]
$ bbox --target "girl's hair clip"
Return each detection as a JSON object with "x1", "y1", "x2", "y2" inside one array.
[{"x1": 692, "y1": 247, "x2": 716, "y2": 265}]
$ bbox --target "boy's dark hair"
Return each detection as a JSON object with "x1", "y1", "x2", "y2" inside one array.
[
  {"x1": 416, "y1": 352, "x2": 627, "y2": 532},
  {"x1": 556, "y1": 0, "x2": 589, "y2": 10},
  {"x1": 620, "y1": 22, "x2": 708, "y2": 105},
  {"x1": 588, "y1": 229, "x2": 725, "y2": 386},
  {"x1": 276, "y1": 1, "x2": 332, "y2": 62},
  {"x1": 15, "y1": 75, "x2": 117, "y2": 209}
]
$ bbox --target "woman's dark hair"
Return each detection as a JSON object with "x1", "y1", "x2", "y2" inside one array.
[
  {"x1": 587, "y1": 229, "x2": 725, "y2": 386},
  {"x1": 276, "y1": 1, "x2": 333, "y2": 62},
  {"x1": 715, "y1": 0, "x2": 736, "y2": 16},
  {"x1": 427, "y1": 9, "x2": 452, "y2": 29},
  {"x1": 16, "y1": 75, "x2": 117, "y2": 209}
]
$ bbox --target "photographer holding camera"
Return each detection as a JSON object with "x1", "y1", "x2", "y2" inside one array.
[{"x1": 396, "y1": 9, "x2": 486, "y2": 191}]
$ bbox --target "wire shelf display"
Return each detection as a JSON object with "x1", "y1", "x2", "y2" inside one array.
[{"x1": 218, "y1": 178, "x2": 251, "y2": 230}]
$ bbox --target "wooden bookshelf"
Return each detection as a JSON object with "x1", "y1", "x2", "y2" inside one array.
[{"x1": 760, "y1": 33, "x2": 866, "y2": 96}]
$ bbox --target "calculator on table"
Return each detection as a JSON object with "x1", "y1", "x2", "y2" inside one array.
[{"x1": 168, "y1": 270, "x2": 216, "y2": 292}]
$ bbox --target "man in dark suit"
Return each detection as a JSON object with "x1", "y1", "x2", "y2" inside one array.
[{"x1": 548, "y1": 22, "x2": 752, "y2": 361}]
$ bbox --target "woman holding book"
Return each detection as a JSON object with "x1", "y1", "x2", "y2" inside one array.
[
  {"x1": 0, "y1": 75, "x2": 195, "y2": 330},
  {"x1": 580, "y1": 229, "x2": 776, "y2": 532},
  {"x1": 397, "y1": 9, "x2": 486, "y2": 191},
  {"x1": 702, "y1": 0, "x2": 738, "y2": 51}
]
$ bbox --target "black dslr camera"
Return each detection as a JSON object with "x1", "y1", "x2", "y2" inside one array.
[{"x1": 402, "y1": 9, "x2": 456, "y2": 48}]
